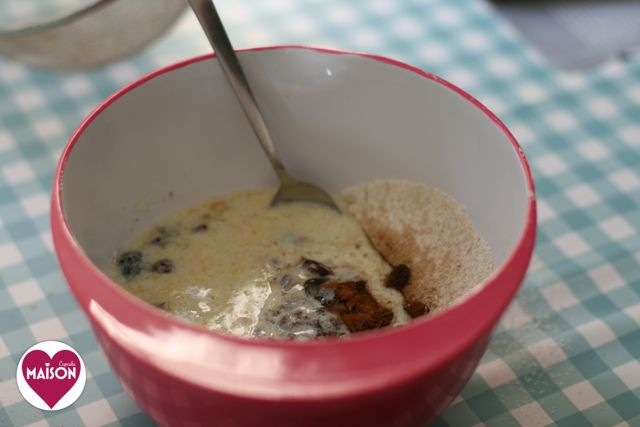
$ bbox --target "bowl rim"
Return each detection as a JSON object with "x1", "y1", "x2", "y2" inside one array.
[
  {"x1": 51, "y1": 45, "x2": 536, "y2": 400},
  {"x1": 0, "y1": 0, "x2": 111, "y2": 35}
]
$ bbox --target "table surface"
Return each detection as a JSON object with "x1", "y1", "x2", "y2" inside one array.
[{"x1": 0, "y1": 1, "x2": 639, "y2": 426}]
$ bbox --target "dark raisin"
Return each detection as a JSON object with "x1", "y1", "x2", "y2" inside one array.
[
  {"x1": 304, "y1": 277, "x2": 328, "y2": 299},
  {"x1": 279, "y1": 274, "x2": 293, "y2": 291},
  {"x1": 316, "y1": 286, "x2": 335, "y2": 305},
  {"x1": 191, "y1": 224, "x2": 208, "y2": 233},
  {"x1": 385, "y1": 264, "x2": 411, "y2": 291},
  {"x1": 152, "y1": 259, "x2": 174, "y2": 274},
  {"x1": 267, "y1": 258, "x2": 281, "y2": 268},
  {"x1": 153, "y1": 302, "x2": 168, "y2": 310},
  {"x1": 149, "y1": 236, "x2": 165, "y2": 246},
  {"x1": 306, "y1": 277, "x2": 329, "y2": 287},
  {"x1": 148, "y1": 227, "x2": 174, "y2": 247},
  {"x1": 404, "y1": 300, "x2": 429, "y2": 318},
  {"x1": 302, "y1": 259, "x2": 333, "y2": 276},
  {"x1": 117, "y1": 251, "x2": 143, "y2": 279}
]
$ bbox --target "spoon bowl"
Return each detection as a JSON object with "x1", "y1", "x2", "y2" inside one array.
[{"x1": 272, "y1": 178, "x2": 340, "y2": 209}]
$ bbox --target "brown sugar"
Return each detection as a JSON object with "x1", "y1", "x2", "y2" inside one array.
[{"x1": 342, "y1": 180, "x2": 493, "y2": 312}]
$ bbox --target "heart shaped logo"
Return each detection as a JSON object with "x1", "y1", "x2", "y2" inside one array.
[
  {"x1": 22, "y1": 349, "x2": 81, "y2": 408},
  {"x1": 17, "y1": 341, "x2": 86, "y2": 411}
]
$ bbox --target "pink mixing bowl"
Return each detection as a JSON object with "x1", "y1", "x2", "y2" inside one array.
[{"x1": 51, "y1": 46, "x2": 536, "y2": 426}]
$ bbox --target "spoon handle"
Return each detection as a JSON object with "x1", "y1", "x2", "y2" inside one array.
[{"x1": 188, "y1": 0, "x2": 289, "y2": 183}]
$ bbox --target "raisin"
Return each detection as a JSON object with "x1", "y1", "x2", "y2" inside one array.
[
  {"x1": 279, "y1": 274, "x2": 293, "y2": 291},
  {"x1": 302, "y1": 259, "x2": 333, "y2": 276},
  {"x1": 404, "y1": 300, "x2": 429, "y2": 318},
  {"x1": 117, "y1": 251, "x2": 143, "y2": 279},
  {"x1": 316, "y1": 287, "x2": 336, "y2": 305},
  {"x1": 149, "y1": 236, "x2": 165, "y2": 246},
  {"x1": 385, "y1": 264, "x2": 411, "y2": 291},
  {"x1": 314, "y1": 318, "x2": 340, "y2": 337},
  {"x1": 148, "y1": 227, "x2": 175, "y2": 247},
  {"x1": 153, "y1": 302, "x2": 168, "y2": 310},
  {"x1": 305, "y1": 277, "x2": 328, "y2": 287},
  {"x1": 304, "y1": 277, "x2": 328, "y2": 299},
  {"x1": 267, "y1": 258, "x2": 281, "y2": 268},
  {"x1": 191, "y1": 224, "x2": 208, "y2": 233},
  {"x1": 152, "y1": 259, "x2": 174, "y2": 274}
]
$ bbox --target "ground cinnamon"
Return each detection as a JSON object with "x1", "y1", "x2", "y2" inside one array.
[{"x1": 305, "y1": 279, "x2": 393, "y2": 332}]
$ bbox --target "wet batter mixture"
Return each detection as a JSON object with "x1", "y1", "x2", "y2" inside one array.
[{"x1": 109, "y1": 189, "x2": 419, "y2": 339}]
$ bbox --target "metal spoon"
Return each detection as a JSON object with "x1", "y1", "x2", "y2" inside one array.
[{"x1": 188, "y1": 0, "x2": 340, "y2": 211}]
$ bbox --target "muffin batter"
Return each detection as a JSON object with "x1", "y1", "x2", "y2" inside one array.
[{"x1": 109, "y1": 189, "x2": 409, "y2": 339}]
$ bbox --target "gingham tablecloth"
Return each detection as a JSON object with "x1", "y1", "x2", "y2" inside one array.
[{"x1": 1, "y1": 1, "x2": 639, "y2": 426}]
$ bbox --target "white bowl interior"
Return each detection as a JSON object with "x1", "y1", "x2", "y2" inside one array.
[{"x1": 62, "y1": 48, "x2": 529, "y2": 272}]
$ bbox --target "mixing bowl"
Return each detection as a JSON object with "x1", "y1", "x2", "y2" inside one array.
[
  {"x1": 0, "y1": 0, "x2": 186, "y2": 69},
  {"x1": 51, "y1": 46, "x2": 536, "y2": 426}
]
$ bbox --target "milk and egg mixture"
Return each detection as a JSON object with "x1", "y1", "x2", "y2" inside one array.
[{"x1": 110, "y1": 189, "x2": 415, "y2": 339}]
